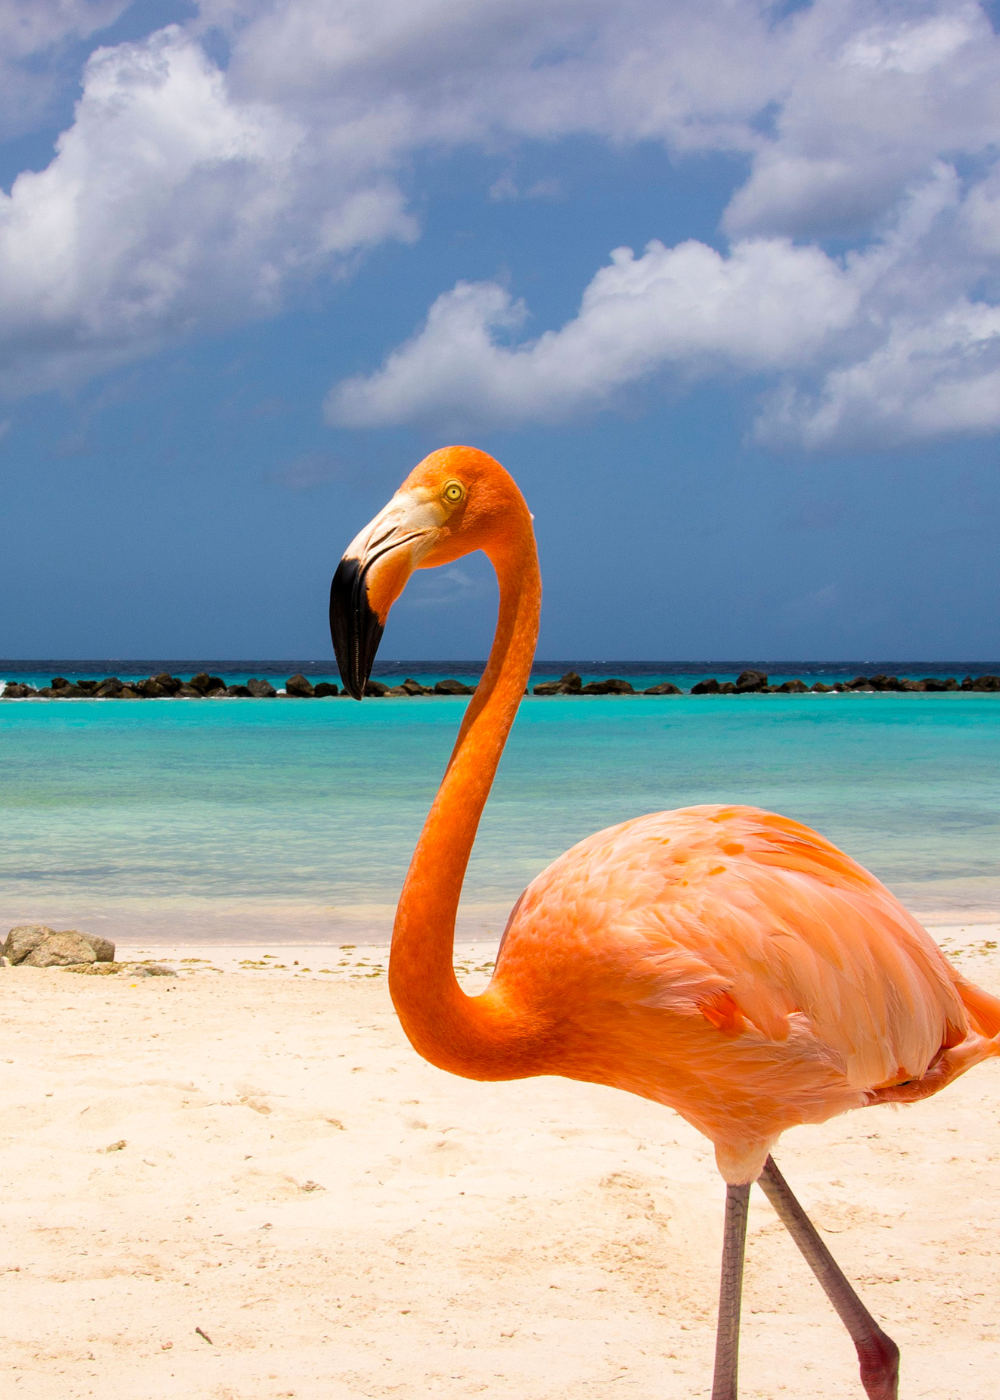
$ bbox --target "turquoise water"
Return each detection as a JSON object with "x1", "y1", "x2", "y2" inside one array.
[{"x1": 1, "y1": 693, "x2": 997, "y2": 943}]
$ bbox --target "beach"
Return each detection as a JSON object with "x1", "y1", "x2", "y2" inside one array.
[{"x1": 2, "y1": 928, "x2": 998, "y2": 1400}]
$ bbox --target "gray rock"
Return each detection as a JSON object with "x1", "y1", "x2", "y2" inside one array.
[
  {"x1": 247, "y1": 678, "x2": 277, "y2": 698},
  {"x1": 23, "y1": 932, "x2": 97, "y2": 967},
  {"x1": 127, "y1": 963, "x2": 177, "y2": 977},
  {"x1": 285, "y1": 673, "x2": 315, "y2": 697},
  {"x1": 79, "y1": 932, "x2": 115, "y2": 962},
  {"x1": 3, "y1": 924, "x2": 54, "y2": 963}
]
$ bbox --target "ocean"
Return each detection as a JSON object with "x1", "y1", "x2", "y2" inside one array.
[{"x1": 2, "y1": 661, "x2": 998, "y2": 944}]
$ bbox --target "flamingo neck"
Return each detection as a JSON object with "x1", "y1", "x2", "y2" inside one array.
[{"x1": 388, "y1": 518, "x2": 542, "y2": 1079}]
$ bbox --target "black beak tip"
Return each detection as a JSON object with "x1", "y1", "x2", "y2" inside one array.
[{"x1": 329, "y1": 555, "x2": 384, "y2": 701}]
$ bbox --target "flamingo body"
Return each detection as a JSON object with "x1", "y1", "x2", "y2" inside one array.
[{"x1": 490, "y1": 803, "x2": 1000, "y2": 1181}]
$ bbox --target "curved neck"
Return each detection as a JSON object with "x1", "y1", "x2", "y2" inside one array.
[{"x1": 388, "y1": 515, "x2": 542, "y2": 1078}]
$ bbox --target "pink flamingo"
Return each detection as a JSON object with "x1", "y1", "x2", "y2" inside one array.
[{"x1": 329, "y1": 446, "x2": 1000, "y2": 1400}]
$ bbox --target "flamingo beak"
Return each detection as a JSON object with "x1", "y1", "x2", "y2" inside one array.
[{"x1": 329, "y1": 493, "x2": 441, "y2": 699}]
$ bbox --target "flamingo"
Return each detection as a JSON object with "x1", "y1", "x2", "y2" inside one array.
[{"x1": 328, "y1": 445, "x2": 1000, "y2": 1400}]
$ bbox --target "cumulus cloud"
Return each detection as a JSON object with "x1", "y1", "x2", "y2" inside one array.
[
  {"x1": 326, "y1": 237, "x2": 862, "y2": 429},
  {"x1": 328, "y1": 160, "x2": 1000, "y2": 447},
  {"x1": 2, "y1": 0, "x2": 1000, "y2": 450},
  {"x1": 0, "y1": 25, "x2": 416, "y2": 395}
]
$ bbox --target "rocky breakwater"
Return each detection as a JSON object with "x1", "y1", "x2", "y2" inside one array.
[
  {"x1": 2, "y1": 672, "x2": 332, "y2": 699},
  {"x1": 533, "y1": 671, "x2": 683, "y2": 696},
  {"x1": 683, "y1": 670, "x2": 1000, "y2": 695}
]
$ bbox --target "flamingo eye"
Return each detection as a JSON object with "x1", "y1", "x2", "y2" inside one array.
[{"x1": 443, "y1": 480, "x2": 465, "y2": 504}]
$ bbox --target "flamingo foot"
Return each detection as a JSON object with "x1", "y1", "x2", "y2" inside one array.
[{"x1": 857, "y1": 1330, "x2": 899, "y2": 1400}]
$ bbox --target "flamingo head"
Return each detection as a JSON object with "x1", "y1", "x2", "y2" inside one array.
[{"x1": 329, "y1": 445, "x2": 530, "y2": 699}]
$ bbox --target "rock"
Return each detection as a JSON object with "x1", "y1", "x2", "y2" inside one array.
[
  {"x1": 51, "y1": 677, "x2": 70, "y2": 691},
  {"x1": 94, "y1": 678, "x2": 123, "y2": 697},
  {"x1": 154, "y1": 673, "x2": 182, "y2": 694},
  {"x1": 970, "y1": 674, "x2": 1000, "y2": 691},
  {"x1": 22, "y1": 932, "x2": 97, "y2": 967},
  {"x1": 80, "y1": 932, "x2": 115, "y2": 961},
  {"x1": 247, "y1": 678, "x2": 277, "y2": 698},
  {"x1": 691, "y1": 678, "x2": 721, "y2": 694},
  {"x1": 314, "y1": 682, "x2": 340, "y2": 697},
  {"x1": 285, "y1": 673, "x2": 315, "y2": 697},
  {"x1": 383, "y1": 685, "x2": 406, "y2": 695},
  {"x1": 434, "y1": 678, "x2": 474, "y2": 695},
  {"x1": 868, "y1": 674, "x2": 900, "y2": 691},
  {"x1": 897, "y1": 678, "x2": 925, "y2": 691},
  {"x1": 845, "y1": 676, "x2": 871, "y2": 690},
  {"x1": 364, "y1": 679, "x2": 389, "y2": 696},
  {"x1": 778, "y1": 679, "x2": 809, "y2": 693},
  {"x1": 127, "y1": 963, "x2": 177, "y2": 977},
  {"x1": 581, "y1": 678, "x2": 635, "y2": 694},
  {"x1": 189, "y1": 672, "x2": 225, "y2": 694},
  {"x1": 719, "y1": 682, "x2": 737, "y2": 693},
  {"x1": 810, "y1": 682, "x2": 833, "y2": 693},
  {"x1": 117, "y1": 686, "x2": 141, "y2": 698},
  {"x1": 735, "y1": 670, "x2": 768, "y2": 692},
  {"x1": 75, "y1": 680, "x2": 100, "y2": 694},
  {"x1": 2, "y1": 683, "x2": 36, "y2": 698},
  {"x1": 137, "y1": 677, "x2": 168, "y2": 697},
  {"x1": 921, "y1": 677, "x2": 956, "y2": 692},
  {"x1": 399, "y1": 678, "x2": 431, "y2": 695},
  {"x1": 175, "y1": 684, "x2": 202, "y2": 697},
  {"x1": 643, "y1": 682, "x2": 683, "y2": 694},
  {"x1": 226, "y1": 685, "x2": 253, "y2": 697},
  {"x1": 68, "y1": 962, "x2": 123, "y2": 975},
  {"x1": 3, "y1": 924, "x2": 54, "y2": 963},
  {"x1": 534, "y1": 671, "x2": 583, "y2": 695}
]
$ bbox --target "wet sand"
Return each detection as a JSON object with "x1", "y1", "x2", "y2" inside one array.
[{"x1": 1, "y1": 928, "x2": 998, "y2": 1399}]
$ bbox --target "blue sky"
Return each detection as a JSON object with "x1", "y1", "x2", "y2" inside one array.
[{"x1": 1, "y1": 0, "x2": 999, "y2": 661}]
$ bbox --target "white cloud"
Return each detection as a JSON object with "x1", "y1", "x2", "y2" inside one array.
[
  {"x1": 328, "y1": 140, "x2": 1000, "y2": 448},
  {"x1": 326, "y1": 237, "x2": 861, "y2": 430},
  {"x1": 1, "y1": 0, "x2": 1000, "y2": 451},
  {"x1": 0, "y1": 25, "x2": 416, "y2": 396}
]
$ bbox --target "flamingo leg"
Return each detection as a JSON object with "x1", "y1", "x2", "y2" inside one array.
[
  {"x1": 711, "y1": 1181, "x2": 751, "y2": 1400},
  {"x1": 757, "y1": 1156, "x2": 899, "y2": 1400}
]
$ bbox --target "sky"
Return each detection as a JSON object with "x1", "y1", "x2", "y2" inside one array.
[{"x1": 1, "y1": 0, "x2": 999, "y2": 662}]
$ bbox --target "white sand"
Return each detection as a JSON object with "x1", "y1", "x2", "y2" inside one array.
[{"x1": 1, "y1": 927, "x2": 998, "y2": 1399}]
